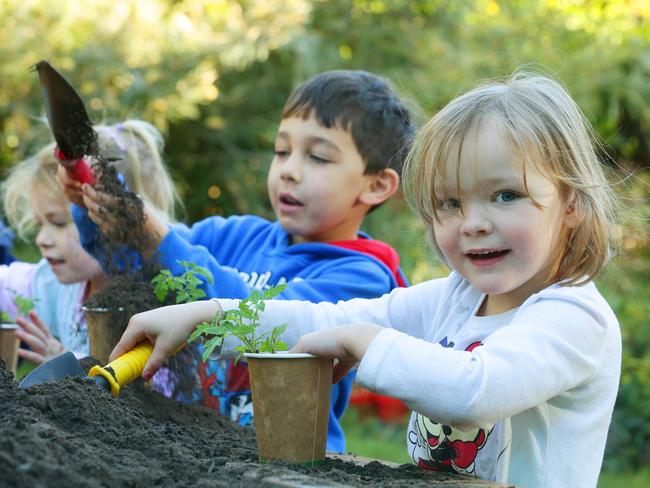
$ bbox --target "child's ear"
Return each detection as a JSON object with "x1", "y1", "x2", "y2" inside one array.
[
  {"x1": 359, "y1": 168, "x2": 400, "y2": 207},
  {"x1": 563, "y1": 202, "x2": 581, "y2": 229}
]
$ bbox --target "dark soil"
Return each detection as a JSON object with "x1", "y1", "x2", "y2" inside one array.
[
  {"x1": 92, "y1": 157, "x2": 152, "y2": 270},
  {"x1": 0, "y1": 358, "x2": 506, "y2": 488},
  {"x1": 83, "y1": 270, "x2": 162, "y2": 318}
]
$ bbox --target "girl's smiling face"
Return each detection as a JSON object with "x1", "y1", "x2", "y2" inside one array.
[
  {"x1": 432, "y1": 118, "x2": 577, "y2": 315},
  {"x1": 32, "y1": 190, "x2": 102, "y2": 285}
]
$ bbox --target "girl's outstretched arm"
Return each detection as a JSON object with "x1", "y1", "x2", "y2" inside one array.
[{"x1": 109, "y1": 299, "x2": 220, "y2": 380}]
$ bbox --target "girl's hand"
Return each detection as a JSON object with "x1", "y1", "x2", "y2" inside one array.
[
  {"x1": 57, "y1": 164, "x2": 85, "y2": 207},
  {"x1": 80, "y1": 184, "x2": 168, "y2": 256},
  {"x1": 15, "y1": 311, "x2": 66, "y2": 364},
  {"x1": 110, "y1": 300, "x2": 221, "y2": 381},
  {"x1": 290, "y1": 323, "x2": 383, "y2": 383}
]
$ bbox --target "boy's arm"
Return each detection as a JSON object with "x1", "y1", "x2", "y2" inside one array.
[{"x1": 149, "y1": 223, "x2": 406, "y2": 300}]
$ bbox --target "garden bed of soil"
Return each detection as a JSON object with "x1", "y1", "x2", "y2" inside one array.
[{"x1": 0, "y1": 358, "x2": 508, "y2": 488}]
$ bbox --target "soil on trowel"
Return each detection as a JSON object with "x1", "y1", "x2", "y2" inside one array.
[{"x1": 1, "y1": 359, "x2": 510, "y2": 488}]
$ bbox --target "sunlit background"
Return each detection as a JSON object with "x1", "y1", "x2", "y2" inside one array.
[{"x1": 1, "y1": 1, "x2": 648, "y2": 485}]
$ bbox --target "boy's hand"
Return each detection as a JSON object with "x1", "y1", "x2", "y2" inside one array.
[
  {"x1": 290, "y1": 323, "x2": 383, "y2": 383},
  {"x1": 15, "y1": 311, "x2": 66, "y2": 364},
  {"x1": 110, "y1": 300, "x2": 221, "y2": 381},
  {"x1": 57, "y1": 164, "x2": 85, "y2": 207}
]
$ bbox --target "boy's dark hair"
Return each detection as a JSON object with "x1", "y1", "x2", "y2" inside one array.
[{"x1": 281, "y1": 70, "x2": 415, "y2": 175}]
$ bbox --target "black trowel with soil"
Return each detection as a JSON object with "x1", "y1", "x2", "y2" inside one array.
[
  {"x1": 19, "y1": 341, "x2": 153, "y2": 396},
  {"x1": 34, "y1": 59, "x2": 98, "y2": 185}
]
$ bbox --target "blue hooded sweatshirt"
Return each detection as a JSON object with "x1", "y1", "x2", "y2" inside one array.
[{"x1": 73, "y1": 208, "x2": 407, "y2": 452}]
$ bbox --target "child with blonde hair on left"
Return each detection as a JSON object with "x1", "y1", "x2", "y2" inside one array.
[{"x1": 1, "y1": 120, "x2": 178, "y2": 364}]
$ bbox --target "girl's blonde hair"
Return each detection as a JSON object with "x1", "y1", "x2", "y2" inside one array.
[
  {"x1": 3, "y1": 119, "x2": 181, "y2": 239},
  {"x1": 404, "y1": 71, "x2": 618, "y2": 286}
]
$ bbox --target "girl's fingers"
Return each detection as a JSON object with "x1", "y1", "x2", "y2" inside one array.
[
  {"x1": 18, "y1": 347, "x2": 45, "y2": 365},
  {"x1": 27, "y1": 311, "x2": 49, "y2": 334},
  {"x1": 82, "y1": 193, "x2": 102, "y2": 219},
  {"x1": 16, "y1": 317, "x2": 48, "y2": 345},
  {"x1": 332, "y1": 360, "x2": 356, "y2": 384},
  {"x1": 15, "y1": 328, "x2": 47, "y2": 355},
  {"x1": 109, "y1": 326, "x2": 145, "y2": 362},
  {"x1": 142, "y1": 349, "x2": 167, "y2": 381}
]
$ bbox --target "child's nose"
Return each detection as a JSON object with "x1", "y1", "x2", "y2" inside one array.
[
  {"x1": 35, "y1": 228, "x2": 55, "y2": 248},
  {"x1": 460, "y1": 203, "x2": 493, "y2": 235},
  {"x1": 280, "y1": 154, "x2": 302, "y2": 182}
]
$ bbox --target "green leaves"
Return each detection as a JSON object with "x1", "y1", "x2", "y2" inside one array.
[
  {"x1": 151, "y1": 261, "x2": 214, "y2": 304},
  {"x1": 0, "y1": 289, "x2": 36, "y2": 323},
  {"x1": 13, "y1": 290, "x2": 36, "y2": 318},
  {"x1": 190, "y1": 283, "x2": 288, "y2": 363}
]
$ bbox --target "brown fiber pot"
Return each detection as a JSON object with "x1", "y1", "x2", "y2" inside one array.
[
  {"x1": 82, "y1": 307, "x2": 129, "y2": 363},
  {"x1": 245, "y1": 353, "x2": 333, "y2": 466},
  {"x1": 0, "y1": 323, "x2": 19, "y2": 373}
]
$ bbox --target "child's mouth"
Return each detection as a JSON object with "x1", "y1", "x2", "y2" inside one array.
[
  {"x1": 279, "y1": 194, "x2": 304, "y2": 207},
  {"x1": 46, "y1": 257, "x2": 65, "y2": 266},
  {"x1": 466, "y1": 249, "x2": 510, "y2": 265}
]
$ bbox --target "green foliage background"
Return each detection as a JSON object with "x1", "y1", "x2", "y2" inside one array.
[{"x1": 1, "y1": 0, "x2": 649, "y2": 475}]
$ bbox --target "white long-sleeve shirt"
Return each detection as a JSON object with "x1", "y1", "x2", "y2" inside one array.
[{"x1": 221, "y1": 271, "x2": 621, "y2": 488}]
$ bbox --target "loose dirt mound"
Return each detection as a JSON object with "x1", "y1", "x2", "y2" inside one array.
[{"x1": 0, "y1": 359, "x2": 502, "y2": 488}]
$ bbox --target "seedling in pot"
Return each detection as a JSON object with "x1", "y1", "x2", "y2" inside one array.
[
  {"x1": 189, "y1": 284, "x2": 288, "y2": 363},
  {"x1": 0, "y1": 290, "x2": 35, "y2": 372},
  {"x1": 151, "y1": 260, "x2": 214, "y2": 304}
]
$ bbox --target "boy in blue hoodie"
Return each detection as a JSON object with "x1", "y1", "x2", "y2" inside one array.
[{"x1": 59, "y1": 70, "x2": 415, "y2": 453}]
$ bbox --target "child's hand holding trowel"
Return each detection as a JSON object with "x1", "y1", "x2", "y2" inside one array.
[{"x1": 110, "y1": 299, "x2": 222, "y2": 381}]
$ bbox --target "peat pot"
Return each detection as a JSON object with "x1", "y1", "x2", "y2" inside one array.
[
  {"x1": 245, "y1": 353, "x2": 333, "y2": 466},
  {"x1": 82, "y1": 307, "x2": 129, "y2": 364},
  {"x1": 0, "y1": 323, "x2": 19, "y2": 372}
]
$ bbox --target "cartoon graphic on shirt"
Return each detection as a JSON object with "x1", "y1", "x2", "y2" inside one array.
[
  {"x1": 409, "y1": 340, "x2": 494, "y2": 475},
  {"x1": 198, "y1": 356, "x2": 254, "y2": 425}
]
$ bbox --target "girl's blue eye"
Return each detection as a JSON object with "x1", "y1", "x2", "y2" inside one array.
[
  {"x1": 495, "y1": 191, "x2": 519, "y2": 203},
  {"x1": 438, "y1": 199, "x2": 460, "y2": 211}
]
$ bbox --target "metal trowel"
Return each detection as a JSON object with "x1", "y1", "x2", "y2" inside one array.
[
  {"x1": 33, "y1": 60, "x2": 98, "y2": 185},
  {"x1": 19, "y1": 341, "x2": 153, "y2": 396}
]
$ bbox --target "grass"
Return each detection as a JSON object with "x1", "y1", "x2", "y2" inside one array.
[{"x1": 340, "y1": 407, "x2": 411, "y2": 464}]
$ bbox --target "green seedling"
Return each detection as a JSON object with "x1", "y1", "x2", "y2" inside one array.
[
  {"x1": 0, "y1": 289, "x2": 37, "y2": 323},
  {"x1": 189, "y1": 284, "x2": 288, "y2": 363},
  {"x1": 151, "y1": 260, "x2": 214, "y2": 304},
  {"x1": 13, "y1": 291, "x2": 36, "y2": 318}
]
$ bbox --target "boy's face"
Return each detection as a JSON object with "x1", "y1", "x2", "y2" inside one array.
[
  {"x1": 432, "y1": 118, "x2": 576, "y2": 314},
  {"x1": 268, "y1": 114, "x2": 374, "y2": 243},
  {"x1": 33, "y1": 191, "x2": 103, "y2": 284}
]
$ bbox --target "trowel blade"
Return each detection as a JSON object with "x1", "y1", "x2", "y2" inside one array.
[
  {"x1": 18, "y1": 351, "x2": 84, "y2": 388},
  {"x1": 34, "y1": 60, "x2": 98, "y2": 159}
]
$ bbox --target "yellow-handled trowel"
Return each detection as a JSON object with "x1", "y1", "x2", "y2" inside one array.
[{"x1": 19, "y1": 341, "x2": 153, "y2": 396}]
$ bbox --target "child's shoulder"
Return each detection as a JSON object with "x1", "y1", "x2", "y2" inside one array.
[{"x1": 521, "y1": 281, "x2": 618, "y2": 330}]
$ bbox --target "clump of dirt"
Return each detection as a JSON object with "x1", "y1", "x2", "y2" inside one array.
[
  {"x1": 1, "y1": 359, "x2": 504, "y2": 488},
  {"x1": 83, "y1": 270, "x2": 162, "y2": 319},
  {"x1": 91, "y1": 158, "x2": 152, "y2": 271}
]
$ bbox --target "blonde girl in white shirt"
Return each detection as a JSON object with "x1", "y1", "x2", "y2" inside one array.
[{"x1": 111, "y1": 72, "x2": 621, "y2": 488}]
